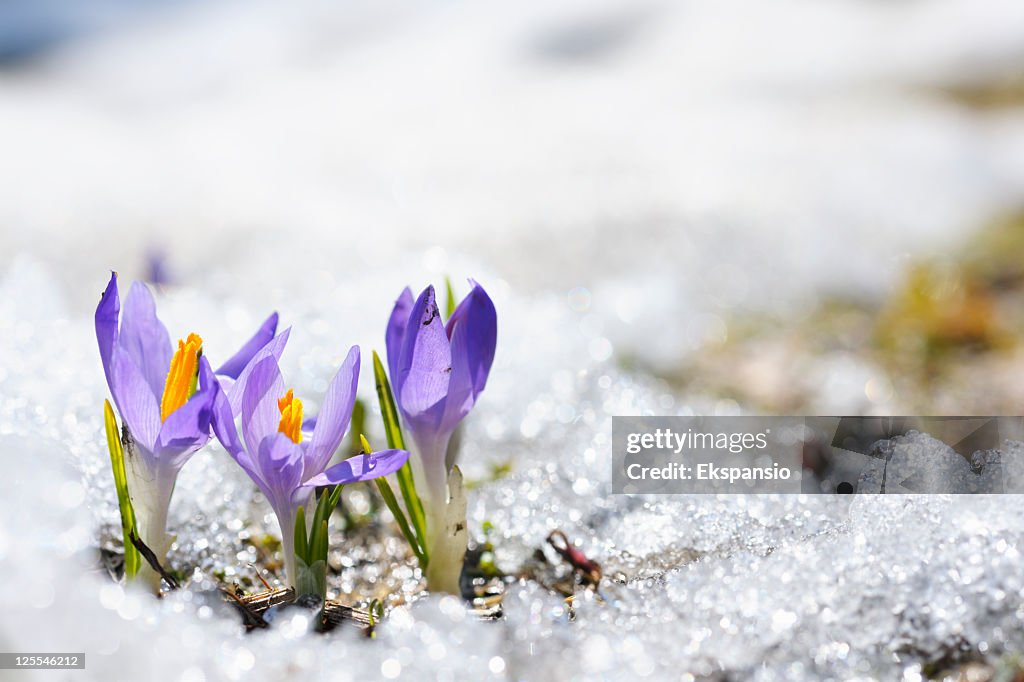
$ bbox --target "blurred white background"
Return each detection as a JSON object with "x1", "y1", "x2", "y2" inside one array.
[{"x1": 2, "y1": 0, "x2": 1024, "y2": 363}]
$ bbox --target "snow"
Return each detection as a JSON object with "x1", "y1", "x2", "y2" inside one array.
[{"x1": 3, "y1": 255, "x2": 1024, "y2": 680}]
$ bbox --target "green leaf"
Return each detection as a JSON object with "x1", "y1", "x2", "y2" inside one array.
[
  {"x1": 344, "y1": 399, "x2": 366, "y2": 458},
  {"x1": 327, "y1": 482, "x2": 344, "y2": 510},
  {"x1": 309, "y1": 519, "x2": 329, "y2": 566},
  {"x1": 294, "y1": 555, "x2": 327, "y2": 602},
  {"x1": 187, "y1": 348, "x2": 203, "y2": 401},
  {"x1": 363, "y1": 434, "x2": 428, "y2": 568},
  {"x1": 366, "y1": 598, "x2": 384, "y2": 637},
  {"x1": 104, "y1": 401, "x2": 140, "y2": 579},
  {"x1": 309, "y1": 489, "x2": 331, "y2": 542},
  {"x1": 294, "y1": 506, "x2": 308, "y2": 563},
  {"x1": 371, "y1": 351, "x2": 406, "y2": 451},
  {"x1": 375, "y1": 475, "x2": 427, "y2": 567},
  {"x1": 445, "y1": 277, "x2": 458, "y2": 318},
  {"x1": 371, "y1": 351, "x2": 429, "y2": 560}
]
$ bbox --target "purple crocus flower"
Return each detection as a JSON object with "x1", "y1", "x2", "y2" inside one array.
[
  {"x1": 95, "y1": 272, "x2": 280, "y2": 590},
  {"x1": 386, "y1": 281, "x2": 496, "y2": 591},
  {"x1": 209, "y1": 346, "x2": 409, "y2": 589}
]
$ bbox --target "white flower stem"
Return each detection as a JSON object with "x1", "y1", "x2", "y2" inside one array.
[
  {"x1": 412, "y1": 433, "x2": 468, "y2": 595},
  {"x1": 123, "y1": 449, "x2": 175, "y2": 594},
  {"x1": 280, "y1": 515, "x2": 298, "y2": 591},
  {"x1": 276, "y1": 491, "x2": 312, "y2": 591}
]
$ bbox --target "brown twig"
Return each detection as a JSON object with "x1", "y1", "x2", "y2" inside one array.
[
  {"x1": 247, "y1": 563, "x2": 273, "y2": 591},
  {"x1": 231, "y1": 587, "x2": 373, "y2": 633},
  {"x1": 546, "y1": 530, "x2": 602, "y2": 587},
  {"x1": 220, "y1": 587, "x2": 269, "y2": 630},
  {"x1": 128, "y1": 530, "x2": 180, "y2": 590}
]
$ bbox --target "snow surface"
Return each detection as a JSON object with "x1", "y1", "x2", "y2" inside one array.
[{"x1": 4, "y1": 255, "x2": 1024, "y2": 681}]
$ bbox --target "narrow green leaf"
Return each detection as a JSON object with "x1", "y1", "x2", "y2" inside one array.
[
  {"x1": 318, "y1": 520, "x2": 328, "y2": 563},
  {"x1": 104, "y1": 400, "x2": 140, "y2": 579},
  {"x1": 328, "y1": 482, "x2": 344, "y2": 510},
  {"x1": 310, "y1": 520, "x2": 329, "y2": 566},
  {"x1": 344, "y1": 399, "x2": 366, "y2": 458},
  {"x1": 371, "y1": 351, "x2": 428, "y2": 559},
  {"x1": 374, "y1": 476, "x2": 427, "y2": 568},
  {"x1": 396, "y1": 465, "x2": 427, "y2": 562},
  {"x1": 363, "y1": 434, "x2": 428, "y2": 568},
  {"x1": 186, "y1": 348, "x2": 203, "y2": 401},
  {"x1": 294, "y1": 506, "x2": 308, "y2": 563},
  {"x1": 367, "y1": 599, "x2": 378, "y2": 628},
  {"x1": 371, "y1": 351, "x2": 406, "y2": 450},
  {"x1": 445, "y1": 277, "x2": 457, "y2": 318},
  {"x1": 309, "y1": 488, "x2": 334, "y2": 544}
]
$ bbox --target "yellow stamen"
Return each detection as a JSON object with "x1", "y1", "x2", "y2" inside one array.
[
  {"x1": 160, "y1": 333, "x2": 203, "y2": 421},
  {"x1": 277, "y1": 389, "x2": 304, "y2": 444}
]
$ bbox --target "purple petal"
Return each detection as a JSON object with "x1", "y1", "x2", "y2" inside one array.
[
  {"x1": 441, "y1": 282, "x2": 497, "y2": 431},
  {"x1": 241, "y1": 355, "x2": 286, "y2": 458},
  {"x1": 208, "y1": 363, "x2": 245, "y2": 458},
  {"x1": 440, "y1": 322, "x2": 476, "y2": 432},
  {"x1": 109, "y1": 345, "x2": 162, "y2": 454},
  {"x1": 95, "y1": 272, "x2": 120, "y2": 390},
  {"x1": 396, "y1": 286, "x2": 451, "y2": 425},
  {"x1": 226, "y1": 327, "x2": 291, "y2": 416},
  {"x1": 302, "y1": 449, "x2": 410, "y2": 488},
  {"x1": 253, "y1": 432, "x2": 306, "y2": 514},
  {"x1": 385, "y1": 287, "x2": 414, "y2": 390},
  {"x1": 208, "y1": 365, "x2": 265, "y2": 484},
  {"x1": 447, "y1": 281, "x2": 497, "y2": 386},
  {"x1": 155, "y1": 356, "x2": 215, "y2": 470},
  {"x1": 120, "y1": 281, "x2": 173, "y2": 401},
  {"x1": 216, "y1": 312, "x2": 279, "y2": 379},
  {"x1": 306, "y1": 346, "x2": 360, "y2": 478}
]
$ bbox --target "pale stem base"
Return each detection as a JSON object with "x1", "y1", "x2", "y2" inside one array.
[
  {"x1": 423, "y1": 466, "x2": 468, "y2": 595},
  {"x1": 123, "y1": 448, "x2": 175, "y2": 594}
]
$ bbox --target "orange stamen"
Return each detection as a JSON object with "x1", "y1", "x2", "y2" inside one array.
[
  {"x1": 160, "y1": 333, "x2": 203, "y2": 421},
  {"x1": 277, "y1": 389, "x2": 304, "y2": 444}
]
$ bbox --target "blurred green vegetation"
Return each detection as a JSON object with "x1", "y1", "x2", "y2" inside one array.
[{"x1": 661, "y1": 210, "x2": 1024, "y2": 413}]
